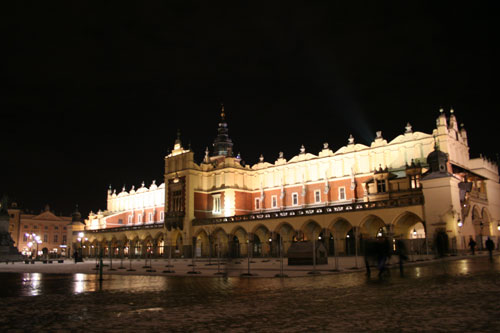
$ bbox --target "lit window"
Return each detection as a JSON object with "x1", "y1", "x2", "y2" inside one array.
[
  {"x1": 410, "y1": 175, "x2": 420, "y2": 189},
  {"x1": 377, "y1": 180, "x2": 386, "y2": 193},
  {"x1": 339, "y1": 187, "x2": 346, "y2": 201},
  {"x1": 292, "y1": 193, "x2": 299, "y2": 206},
  {"x1": 54, "y1": 234, "x2": 58, "y2": 242},
  {"x1": 212, "y1": 194, "x2": 221, "y2": 214},
  {"x1": 62, "y1": 235, "x2": 67, "y2": 244},
  {"x1": 314, "y1": 190, "x2": 321, "y2": 203},
  {"x1": 43, "y1": 234, "x2": 48, "y2": 242},
  {"x1": 272, "y1": 195, "x2": 277, "y2": 208}
]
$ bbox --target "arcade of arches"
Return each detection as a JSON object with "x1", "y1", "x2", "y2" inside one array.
[{"x1": 80, "y1": 208, "x2": 430, "y2": 258}]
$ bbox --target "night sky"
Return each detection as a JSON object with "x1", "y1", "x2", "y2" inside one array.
[{"x1": 2, "y1": 1, "x2": 496, "y2": 217}]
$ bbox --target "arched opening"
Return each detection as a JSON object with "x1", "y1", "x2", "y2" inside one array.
[
  {"x1": 212, "y1": 228, "x2": 228, "y2": 258},
  {"x1": 231, "y1": 228, "x2": 248, "y2": 258},
  {"x1": 253, "y1": 225, "x2": 271, "y2": 257},
  {"x1": 275, "y1": 222, "x2": 296, "y2": 255},
  {"x1": 360, "y1": 215, "x2": 387, "y2": 238},
  {"x1": 156, "y1": 235, "x2": 165, "y2": 257},
  {"x1": 253, "y1": 235, "x2": 262, "y2": 257},
  {"x1": 232, "y1": 235, "x2": 240, "y2": 258},
  {"x1": 174, "y1": 233, "x2": 183, "y2": 257},
  {"x1": 319, "y1": 230, "x2": 335, "y2": 256},
  {"x1": 331, "y1": 219, "x2": 354, "y2": 256}
]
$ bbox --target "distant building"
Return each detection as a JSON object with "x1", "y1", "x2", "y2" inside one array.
[
  {"x1": 79, "y1": 107, "x2": 500, "y2": 258},
  {"x1": 8, "y1": 204, "x2": 72, "y2": 257}
]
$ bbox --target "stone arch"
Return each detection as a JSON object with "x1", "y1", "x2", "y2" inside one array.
[
  {"x1": 359, "y1": 214, "x2": 387, "y2": 238},
  {"x1": 330, "y1": 218, "x2": 354, "y2": 256},
  {"x1": 154, "y1": 232, "x2": 165, "y2": 257},
  {"x1": 274, "y1": 222, "x2": 296, "y2": 254},
  {"x1": 212, "y1": 227, "x2": 229, "y2": 257},
  {"x1": 230, "y1": 226, "x2": 248, "y2": 257},
  {"x1": 392, "y1": 211, "x2": 426, "y2": 239},
  {"x1": 252, "y1": 224, "x2": 271, "y2": 257},
  {"x1": 300, "y1": 219, "x2": 322, "y2": 241},
  {"x1": 195, "y1": 229, "x2": 210, "y2": 257},
  {"x1": 131, "y1": 236, "x2": 141, "y2": 258}
]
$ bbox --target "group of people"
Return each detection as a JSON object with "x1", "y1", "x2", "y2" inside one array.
[
  {"x1": 468, "y1": 236, "x2": 495, "y2": 260},
  {"x1": 364, "y1": 235, "x2": 496, "y2": 279}
]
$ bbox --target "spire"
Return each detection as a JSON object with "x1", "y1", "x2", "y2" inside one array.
[
  {"x1": 220, "y1": 103, "x2": 225, "y2": 121},
  {"x1": 212, "y1": 103, "x2": 234, "y2": 157}
]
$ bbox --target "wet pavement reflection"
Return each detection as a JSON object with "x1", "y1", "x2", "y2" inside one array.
[
  {"x1": 1, "y1": 256, "x2": 495, "y2": 298},
  {"x1": 1, "y1": 256, "x2": 499, "y2": 332}
]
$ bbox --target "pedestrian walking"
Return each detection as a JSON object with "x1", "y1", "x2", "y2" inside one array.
[
  {"x1": 395, "y1": 239, "x2": 408, "y2": 277},
  {"x1": 73, "y1": 250, "x2": 79, "y2": 264},
  {"x1": 485, "y1": 237, "x2": 494, "y2": 261},
  {"x1": 468, "y1": 237, "x2": 476, "y2": 255}
]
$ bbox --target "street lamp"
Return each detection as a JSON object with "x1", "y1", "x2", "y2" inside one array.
[
  {"x1": 25, "y1": 233, "x2": 41, "y2": 259},
  {"x1": 77, "y1": 232, "x2": 88, "y2": 259}
]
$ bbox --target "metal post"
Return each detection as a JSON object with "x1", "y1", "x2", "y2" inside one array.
[
  {"x1": 214, "y1": 239, "x2": 224, "y2": 275},
  {"x1": 354, "y1": 228, "x2": 359, "y2": 268},
  {"x1": 163, "y1": 241, "x2": 175, "y2": 273}
]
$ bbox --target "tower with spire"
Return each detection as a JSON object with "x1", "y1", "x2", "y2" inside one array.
[{"x1": 212, "y1": 104, "x2": 234, "y2": 158}]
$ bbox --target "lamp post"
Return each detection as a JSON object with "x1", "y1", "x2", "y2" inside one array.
[
  {"x1": 457, "y1": 219, "x2": 463, "y2": 253},
  {"x1": 25, "y1": 233, "x2": 41, "y2": 259},
  {"x1": 77, "y1": 232, "x2": 87, "y2": 260},
  {"x1": 268, "y1": 236, "x2": 273, "y2": 258}
]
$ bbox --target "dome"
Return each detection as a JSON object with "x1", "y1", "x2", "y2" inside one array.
[
  {"x1": 71, "y1": 205, "x2": 82, "y2": 223},
  {"x1": 426, "y1": 148, "x2": 448, "y2": 174}
]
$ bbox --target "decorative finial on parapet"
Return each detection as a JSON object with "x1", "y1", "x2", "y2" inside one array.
[
  {"x1": 348, "y1": 134, "x2": 355, "y2": 145},
  {"x1": 405, "y1": 122, "x2": 413, "y2": 134}
]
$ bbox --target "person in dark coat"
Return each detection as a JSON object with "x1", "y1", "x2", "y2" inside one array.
[
  {"x1": 468, "y1": 237, "x2": 476, "y2": 255},
  {"x1": 395, "y1": 239, "x2": 408, "y2": 276},
  {"x1": 485, "y1": 237, "x2": 494, "y2": 261},
  {"x1": 73, "y1": 250, "x2": 79, "y2": 264}
]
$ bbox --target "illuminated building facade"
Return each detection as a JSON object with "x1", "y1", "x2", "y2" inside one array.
[
  {"x1": 80, "y1": 107, "x2": 500, "y2": 258},
  {"x1": 8, "y1": 204, "x2": 72, "y2": 257}
]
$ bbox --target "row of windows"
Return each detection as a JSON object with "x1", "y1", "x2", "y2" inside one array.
[
  {"x1": 254, "y1": 188, "x2": 346, "y2": 210},
  {"x1": 124, "y1": 211, "x2": 165, "y2": 224},
  {"x1": 23, "y1": 234, "x2": 67, "y2": 243},
  {"x1": 211, "y1": 188, "x2": 347, "y2": 214},
  {"x1": 23, "y1": 225, "x2": 66, "y2": 230}
]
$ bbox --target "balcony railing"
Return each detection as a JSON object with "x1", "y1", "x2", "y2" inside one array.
[
  {"x1": 85, "y1": 222, "x2": 165, "y2": 234},
  {"x1": 193, "y1": 193, "x2": 424, "y2": 226}
]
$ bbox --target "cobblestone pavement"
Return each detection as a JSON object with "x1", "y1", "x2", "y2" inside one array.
[{"x1": 1, "y1": 255, "x2": 499, "y2": 332}]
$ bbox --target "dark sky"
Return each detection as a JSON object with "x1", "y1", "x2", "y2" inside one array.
[{"x1": 2, "y1": 1, "x2": 497, "y2": 217}]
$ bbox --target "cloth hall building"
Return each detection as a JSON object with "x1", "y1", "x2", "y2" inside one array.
[{"x1": 76, "y1": 107, "x2": 500, "y2": 259}]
